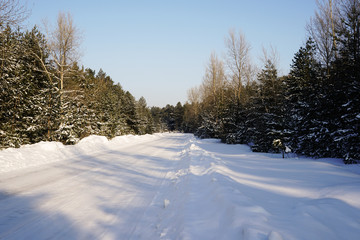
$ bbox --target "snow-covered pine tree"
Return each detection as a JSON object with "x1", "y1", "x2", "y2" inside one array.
[
  {"x1": 161, "y1": 104, "x2": 176, "y2": 132},
  {"x1": 0, "y1": 26, "x2": 24, "y2": 148},
  {"x1": 110, "y1": 83, "x2": 131, "y2": 137},
  {"x1": 122, "y1": 91, "x2": 140, "y2": 135},
  {"x1": 249, "y1": 60, "x2": 285, "y2": 153},
  {"x1": 223, "y1": 81, "x2": 258, "y2": 144},
  {"x1": 0, "y1": 26, "x2": 60, "y2": 148},
  {"x1": 22, "y1": 27, "x2": 60, "y2": 143},
  {"x1": 136, "y1": 96, "x2": 153, "y2": 135},
  {"x1": 330, "y1": 0, "x2": 360, "y2": 163},
  {"x1": 81, "y1": 68, "x2": 103, "y2": 136},
  {"x1": 174, "y1": 102, "x2": 184, "y2": 132},
  {"x1": 54, "y1": 63, "x2": 88, "y2": 144},
  {"x1": 284, "y1": 38, "x2": 326, "y2": 157}
]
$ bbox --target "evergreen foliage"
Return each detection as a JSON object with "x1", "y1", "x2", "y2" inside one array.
[
  {"x1": 0, "y1": 26, "x2": 154, "y2": 148},
  {"x1": 284, "y1": 38, "x2": 326, "y2": 157},
  {"x1": 249, "y1": 60, "x2": 285, "y2": 153},
  {"x1": 183, "y1": 0, "x2": 360, "y2": 163},
  {"x1": 1, "y1": 26, "x2": 60, "y2": 148},
  {"x1": 330, "y1": 0, "x2": 360, "y2": 163}
]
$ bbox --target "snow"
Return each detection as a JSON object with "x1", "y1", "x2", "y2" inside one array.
[
  {"x1": 0, "y1": 133, "x2": 360, "y2": 239},
  {"x1": 285, "y1": 146, "x2": 291, "y2": 153},
  {"x1": 0, "y1": 141, "x2": 66, "y2": 172}
]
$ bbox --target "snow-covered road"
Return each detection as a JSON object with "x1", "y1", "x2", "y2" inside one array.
[{"x1": 0, "y1": 133, "x2": 360, "y2": 239}]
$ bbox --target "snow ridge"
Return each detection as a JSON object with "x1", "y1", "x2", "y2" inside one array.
[{"x1": 134, "y1": 136, "x2": 285, "y2": 239}]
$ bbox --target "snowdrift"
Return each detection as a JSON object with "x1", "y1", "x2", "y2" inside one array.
[{"x1": 0, "y1": 134, "x2": 156, "y2": 173}]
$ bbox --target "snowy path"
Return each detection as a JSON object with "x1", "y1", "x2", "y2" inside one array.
[{"x1": 0, "y1": 133, "x2": 360, "y2": 239}]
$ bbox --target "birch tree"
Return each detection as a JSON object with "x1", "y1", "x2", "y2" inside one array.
[
  {"x1": 307, "y1": 0, "x2": 339, "y2": 71},
  {"x1": 45, "y1": 11, "x2": 82, "y2": 94},
  {"x1": 225, "y1": 29, "x2": 253, "y2": 103},
  {"x1": 201, "y1": 52, "x2": 226, "y2": 108}
]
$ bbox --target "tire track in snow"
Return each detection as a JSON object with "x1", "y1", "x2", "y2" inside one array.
[
  {"x1": 134, "y1": 136, "x2": 238, "y2": 239},
  {"x1": 0, "y1": 134, "x2": 189, "y2": 239},
  {"x1": 147, "y1": 137, "x2": 284, "y2": 240},
  {"x1": 128, "y1": 134, "x2": 194, "y2": 239}
]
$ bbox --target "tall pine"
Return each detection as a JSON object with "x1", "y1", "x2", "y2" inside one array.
[{"x1": 331, "y1": 0, "x2": 360, "y2": 162}]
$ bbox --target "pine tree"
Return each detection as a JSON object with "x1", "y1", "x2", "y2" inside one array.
[
  {"x1": 0, "y1": 27, "x2": 24, "y2": 147},
  {"x1": 54, "y1": 63, "x2": 87, "y2": 144},
  {"x1": 162, "y1": 104, "x2": 176, "y2": 132},
  {"x1": 122, "y1": 91, "x2": 139, "y2": 134},
  {"x1": 151, "y1": 106, "x2": 165, "y2": 132},
  {"x1": 81, "y1": 68, "x2": 102, "y2": 136},
  {"x1": 285, "y1": 38, "x2": 328, "y2": 157},
  {"x1": 136, "y1": 96, "x2": 153, "y2": 135},
  {"x1": 249, "y1": 60, "x2": 285, "y2": 153},
  {"x1": 110, "y1": 83, "x2": 130, "y2": 137},
  {"x1": 182, "y1": 102, "x2": 200, "y2": 133},
  {"x1": 0, "y1": 26, "x2": 60, "y2": 148},
  {"x1": 330, "y1": 0, "x2": 360, "y2": 163},
  {"x1": 174, "y1": 102, "x2": 184, "y2": 131},
  {"x1": 223, "y1": 81, "x2": 258, "y2": 144},
  {"x1": 22, "y1": 27, "x2": 60, "y2": 143}
]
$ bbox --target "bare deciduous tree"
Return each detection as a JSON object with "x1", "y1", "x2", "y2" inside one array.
[
  {"x1": 187, "y1": 86, "x2": 201, "y2": 119},
  {"x1": 0, "y1": 0, "x2": 28, "y2": 28},
  {"x1": 260, "y1": 45, "x2": 280, "y2": 69},
  {"x1": 187, "y1": 86, "x2": 201, "y2": 105},
  {"x1": 225, "y1": 29, "x2": 253, "y2": 102},
  {"x1": 202, "y1": 52, "x2": 226, "y2": 105},
  {"x1": 45, "y1": 11, "x2": 82, "y2": 93},
  {"x1": 307, "y1": 0, "x2": 339, "y2": 71}
]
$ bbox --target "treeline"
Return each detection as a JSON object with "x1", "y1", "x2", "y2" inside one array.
[
  {"x1": 0, "y1": 18, "x2": 188, "y2": 149},
  {"x1": 0, "y1": 8, "x2": 192, "y2": 149},
  {"x1": 0, "y1": 25, "x2": 157, "y2": 148},
  {"x1": 181, "y1": 0, "x2": 359, "y2": 163},
  {"x1": 0, "y1": 7, "x2": 160, "y2": 148}
]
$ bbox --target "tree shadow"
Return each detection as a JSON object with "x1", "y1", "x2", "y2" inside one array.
[{"x1": 0, "y1": 190, "x2": 94, "y2": 240}]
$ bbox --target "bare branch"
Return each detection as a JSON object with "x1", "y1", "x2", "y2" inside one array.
[
  {"x1": 260, "y1": 44, "x2": 280, "y2": 69},
  {"x1": 43, "y1": 11, "x2": 82, "y2": 91},
  {"x1": 306, "y1": 0, "x2": 339, "y2": 70},
  {"x1": 0, "y1": 0, "x2": 29, "y2": 28},
  {"x1": 187, "y1": 86, "x2": 201, "y2": 105},
  {"x1": 225, "y1": 29, "x2": 253, "y2": 101}
]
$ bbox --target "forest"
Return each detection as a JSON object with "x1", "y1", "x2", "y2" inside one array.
[{"x1": 0, "y1": 0, "x2": 359, "y2": 163}]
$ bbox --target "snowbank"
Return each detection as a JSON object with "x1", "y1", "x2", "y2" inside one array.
[
  {"x1": 0, "y1": 134, "x2": 162, "y2": 173},
  {"x1": 0, "y1": 141, "x2": 66, "y2": 173}
]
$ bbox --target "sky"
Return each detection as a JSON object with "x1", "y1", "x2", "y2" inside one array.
[{"x1": 25, "y1": 0, "x2": 317, "y2": 107}]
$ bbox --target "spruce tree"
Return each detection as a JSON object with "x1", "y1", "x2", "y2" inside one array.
[
  {"x1": 249, "y1": 60, "x2": 285, "y2": 152},
  {"x1": 330, "y1": 0, "x2": 360, "y2": 163},
  {"x1": 0, "y1": 27, "x2": 24, "y2": 147},
  {"x1": 122, "y1": 91, "x2": 139, "y2": 134},
  {"x1": 285, "y1": 38, "x2": 326, "y2": 157},
  {"x1": 136, "y1": 97, "x2": 153, "y2": 135},
  {"x1": 0, "y1": 26, "x2": 60, "y2": 148}
]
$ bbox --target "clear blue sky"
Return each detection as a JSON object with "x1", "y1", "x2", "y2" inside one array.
[{"x1": 26, "y1": 0, "x2": 317, "y2": 107}]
